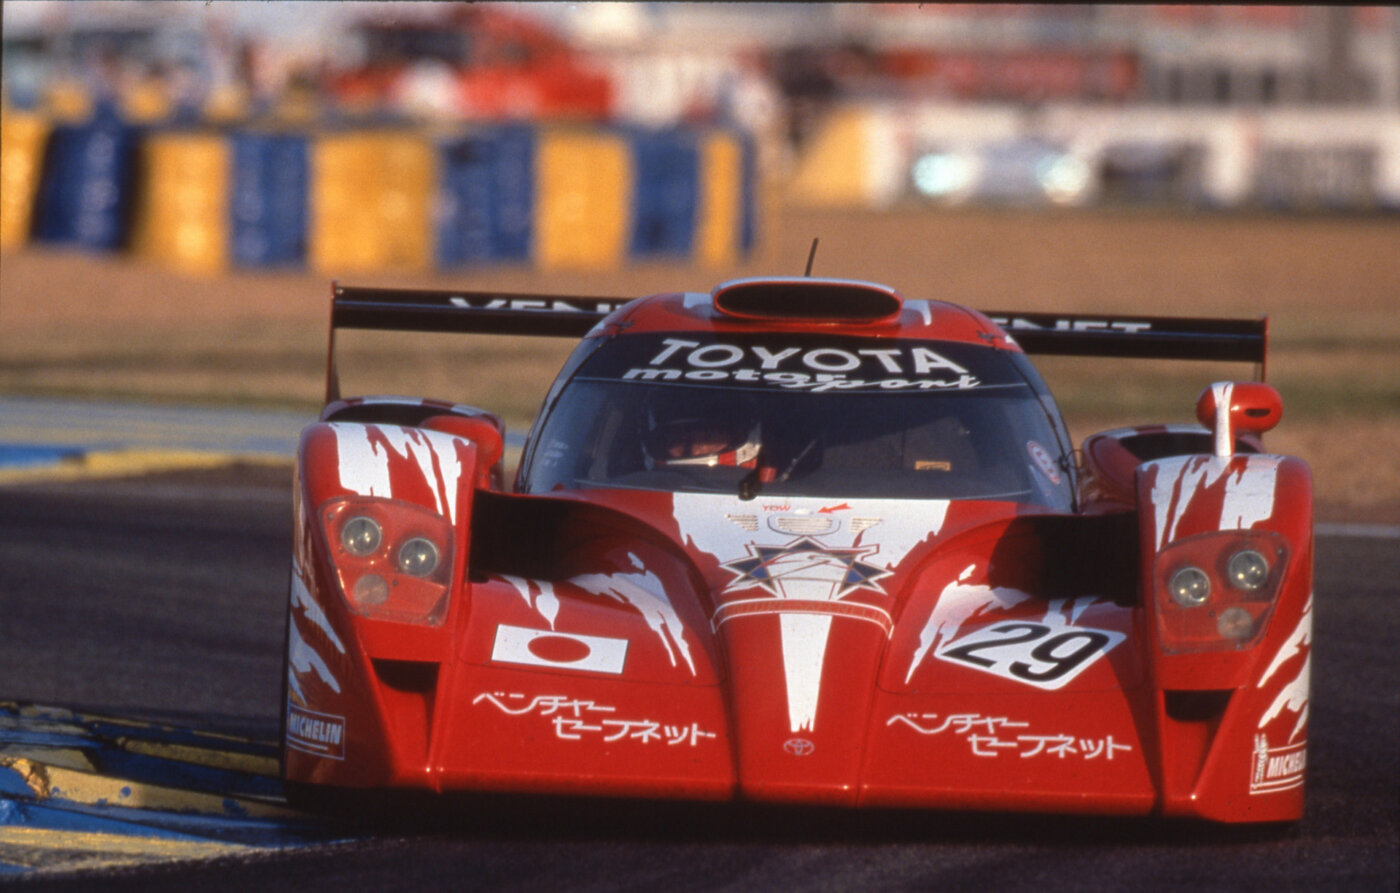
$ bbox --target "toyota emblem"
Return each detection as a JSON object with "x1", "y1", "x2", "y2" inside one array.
[{"x1": 783, "y1": 737, "x2": 815, "y2": 756}]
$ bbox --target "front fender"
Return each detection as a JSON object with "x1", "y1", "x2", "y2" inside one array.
[
  {"x1": 1135, "y1": 453, "x2": 1313, "y2": 822},
  {"x1": 286, "y1": 421, "x2": 489, "y2": 787}
]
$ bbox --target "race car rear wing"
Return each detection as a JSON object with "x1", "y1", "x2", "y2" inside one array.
[
  {"x1": 325, "y1": 284, "x2": 629, "y2": 401},
  {"x1": 325, "y1": 284, "x2": 1269, "y2": 401},
  {"x1": 981, "y1": 311, "x2": 1268, "y2": 365},
  {"x1": 331, "y1": 284, "x2": 628, "y2": 338}
]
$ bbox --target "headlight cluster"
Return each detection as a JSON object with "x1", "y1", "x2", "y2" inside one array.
[
  {"x1": 322, "y1": 497, "x2": 454, "y2": 626},
  {"x1": 1156, "y1": 533, "x2": 1288, "y2": 654},
  {"x1": 1168, "y1": 549, "x2": 1270, "y2": 609}
]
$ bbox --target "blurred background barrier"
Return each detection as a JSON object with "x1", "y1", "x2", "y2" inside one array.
[
  {"x1": 231, "y1": 131, "x2": 309, "y2": 269},
  {"x1": 534, "y1": 127, "x2": 632, "y2": 270},
  {"x1": 0, "y1": 107, "x2": 49, "y2": 248},
  {"x1": 3, "y1": 4, "x2": 1396, "y2": 273},
  {"x1": 435, "y1": 125, "x2": 534, "y2": 267},
  {"x1": 787, "y1": 101, "x2": 1400, "y2": 211},
  {"x1": 2, "y1": 105, "x2": 760, "y2": 273},
  {"x1": 28, "y1": 104, "x2": 141, "y2": 251},
  {"x1": 626, "y1": 126, "x2": 699, "y2": 260},
  {"x1": 308, "y1": 129, "x2": 437, "y2": 273},
  {"x1": 131, "y1": 130, "x2": 230, "y2": 274},
  {"x1": 696, "y1": 130, "x2": 758, "y2": 270}
]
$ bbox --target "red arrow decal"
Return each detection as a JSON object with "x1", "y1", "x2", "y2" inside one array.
[{"x1": 818, "y1": 503, "x2": 851, "y2": 514}]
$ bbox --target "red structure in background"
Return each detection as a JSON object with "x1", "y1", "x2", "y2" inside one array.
[
  {"x1": 880, "y1": 49, "x2": 1139, "y2": 102},
  {"x1": 325, "y1": 5, "x2": 613, "y2": 121}
]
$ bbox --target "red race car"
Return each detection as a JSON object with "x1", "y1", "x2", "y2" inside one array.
[{"x1": 283, "y1": 277, "x2": 1312, "y2": 823}]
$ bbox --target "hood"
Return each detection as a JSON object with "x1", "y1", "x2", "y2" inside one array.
[{"x1": 471, "y1": 487, "x2": 1139, "y2": 803}]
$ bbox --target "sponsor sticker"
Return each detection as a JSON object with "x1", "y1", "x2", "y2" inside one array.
[
  {"x1": 575, "y1": 334, "x2": 1032, "y2": 394},
  {"x1": 286, "y1": 704, "x2": 346, "y2": 760},
  {"x1": 719, "y1": 536, "x2": 893, "y2": 599},
  {"x1": 1028, "y1": 440, "x2": 1062, "y2": 485},
  {"x1": 989, "y1": 316, "x2": 1154, "y2": 334},
  {"x1": 448, "y1": 296, "x2": 625, "y2": 314},
  {"x1": 491, "y1": 624, "x2": 628, "y2": 675},
  {"x1": 474, "y1": 692, "x2": 717, "y2": 747},
  {"x1": 935, "y1": 621, "x2": 1125, "y2": 690},
  {"x1": 887, "y1": 712, "x2": 1134, "y2": 761},
  {"x1": 769, "y1": 514, "x2": 838, "y2": 536},
  {"x1": 1250, "y1": 733, "x2": 1306, "y2": 795}
]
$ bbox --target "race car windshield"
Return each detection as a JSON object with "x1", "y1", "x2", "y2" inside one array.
[{"x1": 522, "y1": 334, "x2": 1075, "y2": 507}]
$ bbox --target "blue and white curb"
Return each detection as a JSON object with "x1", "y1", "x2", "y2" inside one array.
[
  {"x1": 0, "y1": 396, "x2": 310, "y2": 484},
  {"x1": 0, "y1": 395, "x2": 528, "y2": 485},
  {"x1": 0, "y1": 702, "x2": 354, "y2": 875}
]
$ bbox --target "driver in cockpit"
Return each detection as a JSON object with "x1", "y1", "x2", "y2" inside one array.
[{"x1": 646, "y1": 417, "x2": 762, "y2": 469}]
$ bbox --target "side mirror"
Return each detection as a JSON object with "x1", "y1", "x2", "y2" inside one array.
[{"x1": 1195, "y1": 382, "x2": 1282, "y2": 457}]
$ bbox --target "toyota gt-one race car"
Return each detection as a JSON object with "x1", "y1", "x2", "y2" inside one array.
[{"x1": 284, "y1": 277, "x2": 1312, "y2": 823}]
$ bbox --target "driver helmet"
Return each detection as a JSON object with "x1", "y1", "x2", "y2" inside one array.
[{"x1": 645, "y1": 416, "x2": 761, "y2": 469}]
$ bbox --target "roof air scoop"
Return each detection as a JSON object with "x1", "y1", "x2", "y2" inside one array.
[{"x1": 712, "y1": 278, "x2": 903, "y2": 324}]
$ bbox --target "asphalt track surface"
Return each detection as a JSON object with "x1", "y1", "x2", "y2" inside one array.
[{"x1": 1, "y1": 468, "x2": 1396, "y2": 891}]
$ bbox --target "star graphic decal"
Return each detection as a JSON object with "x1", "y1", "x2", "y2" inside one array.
[{"x1": 719, "y1": 536, "x2": 893, "y2": 598}]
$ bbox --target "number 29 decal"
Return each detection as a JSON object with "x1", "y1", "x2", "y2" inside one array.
[{"x1": 935, "y1": 622, "x2": 1125, "y2": 690}]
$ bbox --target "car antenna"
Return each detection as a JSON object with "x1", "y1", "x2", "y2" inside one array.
[{"x1": 804, "y1": 237, "x2": 819, "y2": 276}]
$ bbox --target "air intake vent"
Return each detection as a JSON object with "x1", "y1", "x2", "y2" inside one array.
[{"x1": 712, "y1": 278, "x2": 902, "y2": 324}]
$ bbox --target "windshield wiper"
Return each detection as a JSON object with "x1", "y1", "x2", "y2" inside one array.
[
  {"x1": 737, "y1": 447, "x2": 766, "y2": 501},
  {"x1": 737, "y1": 467, "x2": 761, "y2": 501}
]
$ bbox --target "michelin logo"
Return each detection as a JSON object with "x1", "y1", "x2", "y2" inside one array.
[
  {"x1": 286, "y1": 704, "x2": 347, "y2": 760},
  {"x1": 1249, "y1": 733, "x2": 1306, "y2": 795}
]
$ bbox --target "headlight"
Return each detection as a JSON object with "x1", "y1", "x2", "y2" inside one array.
[
  {"x1": 1227, "y1": 549, "x2": 1270, "y2": 591},
  {"x1": 1169, "y1": 566, "x2": 1211, "y2": 606},
  {"x1": 351, "y1": 573, "x2": 389, "y2": 607},
  {"x1": 397, "y1": 537, "x2": 440, "y2": 577},
  {"x1": 1217, "y1": 606, "x2": 1253, "y2": 640},
  {"x1": 341, "y1": 515, "x2": 382, "y2": 557}
]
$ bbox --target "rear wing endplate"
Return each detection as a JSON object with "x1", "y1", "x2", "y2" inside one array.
[{"x1": 324, "y1": 284, "x2": 1269, "y2": 402}]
